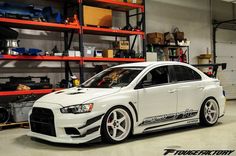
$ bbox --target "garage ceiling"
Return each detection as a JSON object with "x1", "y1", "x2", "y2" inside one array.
[{"x1": 221, "y1": 0, "x2": 236, "y2": 3}]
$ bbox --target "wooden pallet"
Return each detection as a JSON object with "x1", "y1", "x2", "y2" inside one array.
[{"x1": 0, "y1": 122, "x2": 29, "y2": 131}]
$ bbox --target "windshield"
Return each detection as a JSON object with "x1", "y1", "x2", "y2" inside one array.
[{"x1": 82, "y1": 67, "x2": 144, "y2": 88}]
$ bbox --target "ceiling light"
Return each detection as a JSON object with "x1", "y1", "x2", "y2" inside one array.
[{"x1": 221, "y1": 0, "x2": 236, "y2": 3}]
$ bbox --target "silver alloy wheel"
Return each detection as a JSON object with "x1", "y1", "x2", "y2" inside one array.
[
  {"x1": 204, "y1": 99, "x2": 219, "y2": 124},
  {"x1": 106, "y1": 108, "x2": 131, "y2": 141}
]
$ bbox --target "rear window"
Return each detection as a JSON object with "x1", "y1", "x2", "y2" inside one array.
[{"x1": 173, "y1": 65, "x2": 201, "y2": 82}]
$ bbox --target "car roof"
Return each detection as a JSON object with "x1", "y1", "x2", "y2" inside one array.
[{"x1": 114, "y1": 61, "x2": 189, "y2": 68}]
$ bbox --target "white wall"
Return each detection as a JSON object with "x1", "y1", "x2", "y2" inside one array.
[{"x1": 146, "y1": 0, "x2": 212, "y2": 64}]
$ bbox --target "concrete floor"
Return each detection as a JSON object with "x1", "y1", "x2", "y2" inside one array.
[{"x1": 0, "y1": 101, "x2": 236, "y2": 156}]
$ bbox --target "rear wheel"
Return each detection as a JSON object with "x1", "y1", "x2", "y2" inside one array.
[
  {"x1": 101, "y1": 107, "x2": 132, "y2": 144},
  {"x1": 200, "y1": 98, "x2": 219, "y2": 126}
]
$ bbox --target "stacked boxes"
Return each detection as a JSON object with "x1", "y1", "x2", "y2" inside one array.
[
  {"x1": 83, "y1": 6, "x2": 112, "y2": 27},
  {"x1": 147, "y1": 32, "x2": 164, "y2": 45},
  {"x1": 114, "y1": 0, "x2": 142, "y2": 4}
]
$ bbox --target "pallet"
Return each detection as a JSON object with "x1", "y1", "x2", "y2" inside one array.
[
  {"x1": 84, "y1": 24, "x2": 110, "y2": 28},
  {"x1": 0, "y1": 122, "x2": 29, "y2": 131}
]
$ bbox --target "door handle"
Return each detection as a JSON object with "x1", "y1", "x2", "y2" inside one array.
[{"x1": 168, "y1": 89, "x2": 177, "y2": 93}]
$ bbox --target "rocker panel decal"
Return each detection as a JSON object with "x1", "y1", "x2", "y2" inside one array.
[{"x1": 139, "y1": 109, "x2": 198, "y2": 126}]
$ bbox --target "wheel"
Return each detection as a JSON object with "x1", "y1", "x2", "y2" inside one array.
[
  {"x1": 101, "y1": 106, "x2": 132, "y2": 144},
  {"x1": 0, "y1": 107, "x2": 9, "y2": 124},
  {"x1": 200, "y1": 98, "x2": 219, "y2": 126}
]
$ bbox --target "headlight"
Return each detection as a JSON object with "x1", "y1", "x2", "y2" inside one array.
[{"x1": 60, "y1": 103, "x2": 93, "y2": 114}]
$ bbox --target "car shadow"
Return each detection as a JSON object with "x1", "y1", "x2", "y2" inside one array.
[{"x1": 13, "y1": 122, "x2": 224, "y2": 151}]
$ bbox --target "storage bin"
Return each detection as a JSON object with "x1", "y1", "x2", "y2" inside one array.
[
  {"x1": 10, "y1": 101, "x2": 34, "y2": 122},
  {"x1": 84, "y1": 46, "x2": 95, "y2": 57}
]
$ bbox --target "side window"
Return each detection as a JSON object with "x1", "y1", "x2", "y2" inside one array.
[
  {"x1": 192, "y1": 69, "x2": 202, "y2": 80},
  {"x1": 173, "y1": 65, "x2": 201, "y2": 82},
  {"x1": 140, "y1": 66, "x2": 170, "y2": 87}
]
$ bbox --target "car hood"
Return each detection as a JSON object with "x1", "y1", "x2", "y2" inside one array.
[{"x1": 36, "y1": 87, "x2": 121, "y2": 107}]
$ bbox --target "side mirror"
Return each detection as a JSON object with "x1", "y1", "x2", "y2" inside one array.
[
  {"x1": 142, "y1": 80, "x2": 153, "y2": 88},
  {"x1": 134, "y1": 80, "x2": 152, "y2": 89}
]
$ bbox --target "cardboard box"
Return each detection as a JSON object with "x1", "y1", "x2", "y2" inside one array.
[
  {"x1": 127, "y1": 0, "x2": 142, "y2": 4},
  {"x1": 119, "y1": 41, "x2": 129, "y2": 50},
  {"x1": 114, "y1": 0, "x2": 142, "y2": 4},
  {"x1": 84, "y1": 6, "x2": 112, "y2": 27},
  {"x1": 174, "y1": 32, "x2": 185, "y2": 41},
  {"x1": 103, "y1": 49, "x2": 114, "y2": 58},
  {"x1": 146, "y1": 52, "x2": 157, "y2": 62},
  {"x1": 147, "y1": 32, "x2": 164, "y2": 45}
]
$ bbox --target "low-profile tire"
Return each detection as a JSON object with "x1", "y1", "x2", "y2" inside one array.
[
  {"x1": 101, "y1": 106, "x2": 132, "y2": 144},
  {"x1": 200, "y1": 98, "x2": 219, "y2": 126}
]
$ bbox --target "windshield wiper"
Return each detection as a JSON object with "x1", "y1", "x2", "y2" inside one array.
[{"x1": 78, "y1": 84, "x2": 85, "y2": 89}]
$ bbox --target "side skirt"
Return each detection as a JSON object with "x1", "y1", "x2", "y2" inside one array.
[{"x1": 143, "y1": 118, "x2": 199, "y2": 133}]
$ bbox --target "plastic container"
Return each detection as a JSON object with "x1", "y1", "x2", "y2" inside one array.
[
  {"x1": 84, "y1": 46, "x2": 95, "y2": 57},
  {"x1": 10, "y1": 101, "x2": 34, "y2": 122}
]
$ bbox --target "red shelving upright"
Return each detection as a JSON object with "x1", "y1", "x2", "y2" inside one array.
[
  {"x1": 0, "y1": 89, "x2": 63, "y2": 97},
  {"x1": 82, "y1": 26, "x2": 145, "y2": 36},
  {"x1": 0, "y1": 18, "x2": 80, "y2": 32}
]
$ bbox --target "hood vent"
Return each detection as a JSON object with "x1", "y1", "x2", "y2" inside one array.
[
  {"x1": 55, "y1": 91, "x2": 64, "y2": 94},
  {"x1": 67, "y1": 92, "x2": 85, "y2": 95}
]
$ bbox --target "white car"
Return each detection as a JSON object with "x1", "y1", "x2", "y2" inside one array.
[{"x1": 28, "y1": 62, "x2": 226, "y2": 144}]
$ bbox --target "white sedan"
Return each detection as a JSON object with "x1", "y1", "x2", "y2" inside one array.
[{"x1": 28, "y1": 62, "x2": 226, "y2": 144}]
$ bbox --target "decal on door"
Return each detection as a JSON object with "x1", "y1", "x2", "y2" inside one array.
[{"x1": 139, "y1": 109, "x2": 198, "y2": 126}]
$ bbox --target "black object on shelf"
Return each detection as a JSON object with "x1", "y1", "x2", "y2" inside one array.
[
  {"x1": 0, "y1": 76, "x2": 53, "y2": 91},
  {"x1": 0, "y1": 26, "x2": 18, "y2": 39}
]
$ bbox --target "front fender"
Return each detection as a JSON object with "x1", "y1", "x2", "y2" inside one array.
[{"x1": 90, "y1": 90, "x2": 139, "y2": 133}]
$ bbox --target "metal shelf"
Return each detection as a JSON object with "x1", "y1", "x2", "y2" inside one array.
[
  {"x1": 83, "y1": 0, "x2": 144, "y2": 11},
  {"x1": 0, "y1": 18, "x2": 79, "y2": 32},
  {"x1": 83, "y1": 57, "x2": 145, "y2": 62},
  {"x1": 83, "y1": 26, "x2": 144, "y2": 36},
  {"x1": 0, "y1": 55, "x2": 82, "y2": 61},
  {"x1": 0, "y1": 0, "x2": 146, "y2": 83},
  {"x1": 0, "y1": 89, "x2": 62, "y2": 97},
  {"x1": 0, "y1": 55, "x2": 145, "y2": 62},
  {"x1": 149, "y1": 44, "x2": 190, "y2": 48}
]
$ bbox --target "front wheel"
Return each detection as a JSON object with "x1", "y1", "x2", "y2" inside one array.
[
  {"x1": 101, "y1": 107, "x2": 132, "y2": 144},
  {"x1": 200, "y1": 98, "x2": 219, "y2": 126}
]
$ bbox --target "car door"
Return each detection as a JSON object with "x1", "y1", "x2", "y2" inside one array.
[
  {"x1": 173, "y1": 65, "x2": 204, "y2": 116},
  {"x1": 136, "y1": 65, "x2": 178, "y2": 125}
]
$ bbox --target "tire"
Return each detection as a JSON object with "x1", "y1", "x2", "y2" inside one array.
[
  {"x1": 200, "y1": 98, "x2": 219, "y2": 126},
  {"x1": 0, "y1": 107, "x2": 9, "y2": 124},
  {"x1": 101, "y1": 106, "x2": 132, "y2": 144}
]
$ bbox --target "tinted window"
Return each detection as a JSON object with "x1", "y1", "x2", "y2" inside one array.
[
  {"x1": 82, "y1": 67, "x2": 144, "y2": 88},
  {"x1": 173, "y1": 65, "x2": 201, "y2": 82},
  {"x1": 140, "y1": 66, "x2": 170, "y2": 87}
]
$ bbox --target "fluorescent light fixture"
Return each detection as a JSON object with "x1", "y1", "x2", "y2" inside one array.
[{"x1": 221, "y1": 0, "x2": 236, "y2": 2}]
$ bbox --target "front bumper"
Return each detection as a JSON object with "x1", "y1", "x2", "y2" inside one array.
[{"x1": 28, "y1": 103, "x2": 104, "y2": 144}]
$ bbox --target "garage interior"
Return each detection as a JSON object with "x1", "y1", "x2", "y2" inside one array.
[{"x1": 0, "y1": 0, "x2": 235, "y2": 155}]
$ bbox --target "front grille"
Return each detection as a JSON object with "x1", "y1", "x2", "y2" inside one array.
[{"x1": 30, "y1": 107, "x2": 56, "y2": 137}]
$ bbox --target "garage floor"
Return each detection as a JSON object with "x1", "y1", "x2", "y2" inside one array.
[{"x1": 0, "y1": 101, "x2": 236, "y2": 156}]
